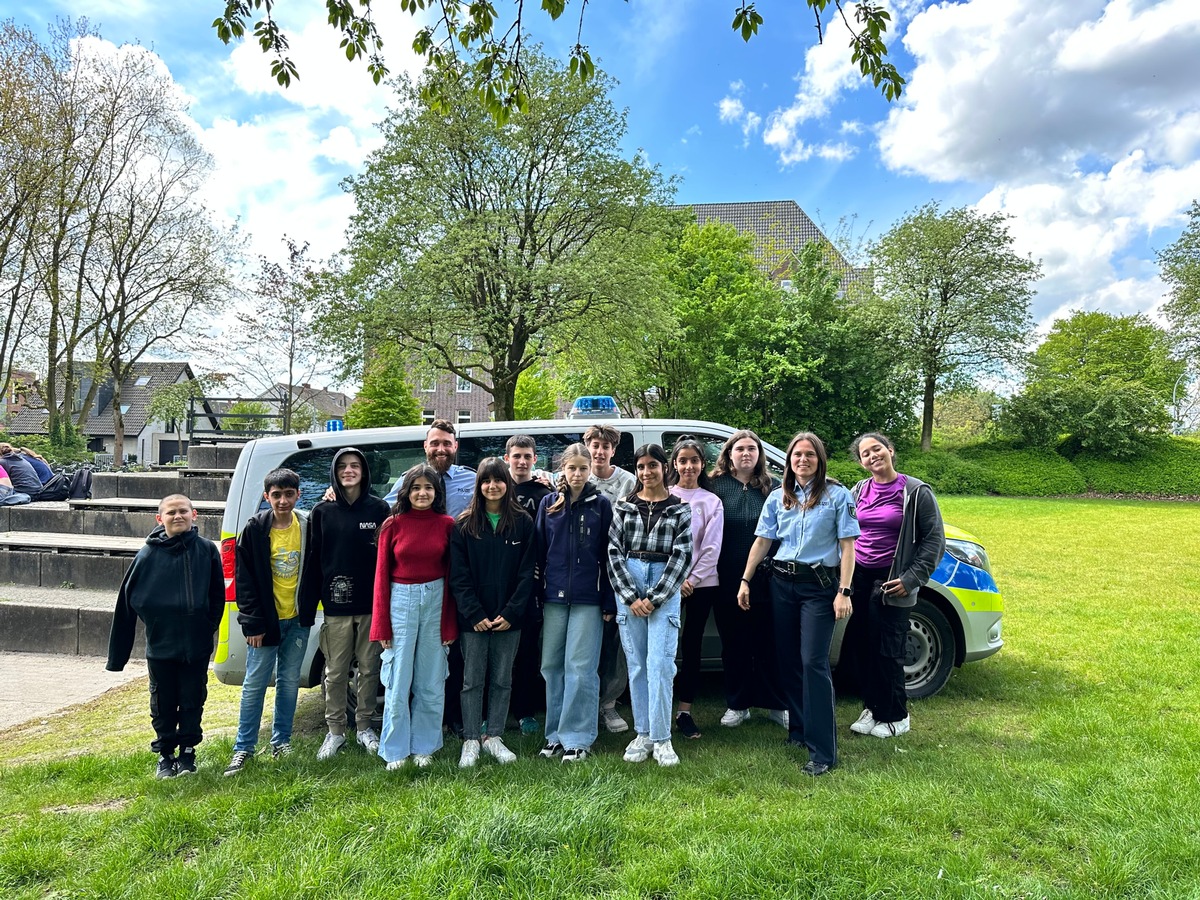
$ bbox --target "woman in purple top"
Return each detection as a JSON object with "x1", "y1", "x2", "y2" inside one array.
[
  {"x1": 667, "y1": 437, "x2": 724, "y2": 739},
  {"x1": 845, "y1": 433, "x2": 946, "y2": 739}
]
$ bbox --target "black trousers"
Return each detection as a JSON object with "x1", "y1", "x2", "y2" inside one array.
[
  {"x1": 146, "y1": 658, "x2": 209, "y2": 755},
  {"x1": 444, "y1": 640, "x2": 464, "y2": 728},
  {"x1": 844, "y1": 565, "x2": 910, "y2": 723},
  {"x1": 510, "y1": 615, "x2": 545, "y2": 720},
  {"x1": 675, "y1": 585, "x2": 718, "y2": 705},
  {"x1": 712, "y1": 571, "x2": 786, "y2": 711},
  {"x1": 771, "y1": 577, "x2": 838, "y2": 766}
]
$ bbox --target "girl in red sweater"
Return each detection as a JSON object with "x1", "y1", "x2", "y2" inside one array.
[{"x1": 371, "y1": 464, "x2": 458, "y2": 769}]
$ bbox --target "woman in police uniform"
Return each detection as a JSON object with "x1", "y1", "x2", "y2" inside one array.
[{"x1": 736, "y1": 432, "x2": 859, "y2": 776}]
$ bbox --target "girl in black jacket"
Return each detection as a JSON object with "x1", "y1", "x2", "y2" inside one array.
[
  {"x1": 449, "y1": 458, "x2": 536, "y2": 767},
  {"x1": 534, "y1": 443, "x2": 614, "y2": 762}
]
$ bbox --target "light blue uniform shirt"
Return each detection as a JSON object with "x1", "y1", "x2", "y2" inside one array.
[
  {"x1": 755, "y1": 482, "x2": 860, "y2": 567},
  {"x1": 384, "y1": 463, "x2": 476, "y2": 518}
]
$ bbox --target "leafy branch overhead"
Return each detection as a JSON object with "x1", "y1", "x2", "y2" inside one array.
[{"x1": 212, "y1": 0, "x2": 905, "y2": 120}]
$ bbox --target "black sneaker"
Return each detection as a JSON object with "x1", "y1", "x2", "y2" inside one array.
[
  {"x1": 801, "y1": 760, "x2": 833, "y2": 777},
  {"x1": 675, "y1": 711, "x2": 702, "y2": 740},
  {"x1": 224, "y1": 750, "x2": 252, "y2": 777},
  {"x1": 174, "y1": 747, "x2": 197, "y2": 776},
  {"x1": 155, "y1": 754, "x2": 177, "y2": 779}
]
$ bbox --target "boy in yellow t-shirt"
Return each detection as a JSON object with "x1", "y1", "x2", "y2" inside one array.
[{"x1": 225, "y1": 468, "x2": 311, "y2": 776}]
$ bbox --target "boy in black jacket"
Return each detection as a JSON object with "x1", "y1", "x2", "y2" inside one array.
[
  {"x1": 225, "y1": 468, "x2": 310, "y2": 776},
  {"x1": 107, "y1": 494, "x2": 223, "y2": 778},
  {"x1": 299, "y1": 448, "x2": 390, "y2": 760}
]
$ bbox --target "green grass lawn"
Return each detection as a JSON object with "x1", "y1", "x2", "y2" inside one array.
[{"x1": 2, "y1": 497, "x2": 1198, "y2": 899}]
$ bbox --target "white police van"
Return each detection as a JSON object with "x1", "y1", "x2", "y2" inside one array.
[{"x1": 213, "y1": 419, "x2": 1003, "y2": 699}]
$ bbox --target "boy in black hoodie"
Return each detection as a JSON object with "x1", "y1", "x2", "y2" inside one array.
[
  {"x1": 299, "y1": 448, "x2": 391, "y2": 760},
  {"x1": 107, "y1": 494, "x2": 224, "y2": 778}
]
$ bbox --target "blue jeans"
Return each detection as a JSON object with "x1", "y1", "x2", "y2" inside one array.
[
  {"x1": 379, "y1": 580, "x2": 449, "y2": 762},
  {"x1": 771, "y1": 578, "x2": 838, "y2": 766},
  {"x1": 616, "y1": 558, "x2": 682, "y2": 744},
  {"x1": 234, "y1": 616, "x2": 309, "y2": 752},
  {"x1": 541, "y1": 603, "x2": 604, "y2": 750}
]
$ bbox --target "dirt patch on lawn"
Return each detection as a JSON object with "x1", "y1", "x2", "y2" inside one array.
[{"x1": 43, "y1": 797, "x2": 131, "y2": 815}]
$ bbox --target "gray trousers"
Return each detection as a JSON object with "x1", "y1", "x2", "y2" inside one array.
[
  {"x1": 460, "y1": 629, "x2": 521, "y2": 738},
  {"x1": 598, "y1": 617, "x2": 628, "y2": 708},
  {"x1": 319, "y1": 613, "x2": 382, "y2": 735}
]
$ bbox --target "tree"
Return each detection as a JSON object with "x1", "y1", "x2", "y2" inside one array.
[
  {"x1": 222, "y1": 400, "x2": 275, "y2": 433},
  {"x1": 329, "y1": 48, "x2": 675, "y2": 420},
  {"x1": 226, "y1": 238, "x2": 335, "y2": 433},
  {"x1": 932, "y1": 388, "x2": 1001, "y2": 447},
  {"x1": 1002, "y1": 310, "x2": 1185, "y2": 459},
  {"x1": 870, "y1": 202, "x2": 1040, "y2": 451},
  {"x1": 344, "y1": 348, "x2": 421, "y2": 429},
  {"x1": 513, "y1": 365, "x2": 563, "y2": 421},
  {"x1": 0, "y1": 22, "x2": 51, "y2": 411},
  {"x1": 557, "y1": 220, "x2": 915, "y2": 447},
  {"x1": 211, "y1": 1, "x2": 904, "y2": 119},
  {"x1": 1160, "y1": 200, "x2": 1200, "y2": 357},
  {"x1": 147, "y1": 373, "x2": 228, "y2": 459}
]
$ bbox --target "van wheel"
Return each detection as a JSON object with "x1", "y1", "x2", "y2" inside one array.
[{"x1": 904, "y1": 598, "x2": 956, "y2": 700}]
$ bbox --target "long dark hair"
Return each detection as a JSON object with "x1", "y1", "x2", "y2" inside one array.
[
  {"x1": 458, "y1": 457, "x2": 528, "y2": 538},
  {"x1": 850, "y1": 432, "x2": 895, "y2": 461},
  {"x1": 712, "y1": 429, "x2": 773, "y2": 496},
  {"x1": 631, "y1": 443, "x2": 670, "y2": 499},
  {"x1": 781, "y1": 432, "x2": 828, "y2": 511},
  {"x1": 668, "y1": 436, "x2": 713, "y2": 491},
  {"x1": 390, "y1": 464, "x2": 446, "y2": 516},
  {"x1": 546, "y1": 442, "x2": 591, "y2": 516}
]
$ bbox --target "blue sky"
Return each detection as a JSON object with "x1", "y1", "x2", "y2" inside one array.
[{"x1": 12, "y1": 0, "x2": 1200, "y2": 345}]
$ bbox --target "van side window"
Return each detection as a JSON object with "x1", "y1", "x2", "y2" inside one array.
[
  {"x1": 457, "y1": 432, "x2": 635, "y2": 472},
  {"x1": 280, "y1": 441, "x2": 426, "y2": 507}
]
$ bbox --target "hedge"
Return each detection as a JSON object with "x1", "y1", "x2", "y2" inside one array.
[
  {"x1": 1074, "y1": 438, "x2": 1200, "y2": 496},
  {"x1": 823, "y1": 440, "x2": 1198, "y2": 497},
  {"x1": 957, "y1": 448, "x2": 1087, "y2": 496}
]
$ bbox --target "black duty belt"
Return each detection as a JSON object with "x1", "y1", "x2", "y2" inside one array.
[
  {"x1": 628, "y1": 551, "x2": 670, "y2": 562},
  {"x1": 771, "y1": 560, "x2": 837, "y2": 583}
]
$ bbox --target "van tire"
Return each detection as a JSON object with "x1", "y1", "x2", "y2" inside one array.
[{"x1": 905, "y1": 597, "x2": 956, "y2": 700}]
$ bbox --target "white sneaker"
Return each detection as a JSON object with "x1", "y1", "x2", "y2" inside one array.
[
  {"x1": 459, "y1": 739, "x2": 481, "y2": 768},
  {"x1": 317, "y1": 732, "x2": 347, "y2": 760},
  {"x1": 623, "y1": 734, "x2": 652, "y2": 763},
  {"x1": 850, "y1": 708, "x2": 877, "y2": 735},
  {"x1": 482, "y1": 736, "x2": 517, "y2": 764},
  {"x1": 356, "y1": 728, "x2": 381, "y2": 753},
  {"x1": 869, "y1": 716, "x2": 911, "y2": 738},
  {"x1": 653, "y1": 739, "x2": 680, "y2": 767},
  {"x1": 413, "y1": 754, "x2": 433, "y2": 768},
  {"x1": 720, "y1": 708, "x2": 750, "y2": 727},
  {"x1": 766, "y1": 709, "x2": 789, "y2": 729},
  {"x1": 385, "y1": 757, "x2": 408, "y2": 770},
  {"x1": 601, "y1": 706, "x2": 630, "y2": 733}
]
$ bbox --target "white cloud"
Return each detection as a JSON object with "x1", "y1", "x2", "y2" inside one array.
[
  {"x1": 718, "y1": 97, "x2": 745, "y2": 123},
  {"x1": 877, "y1": 0, "x2": 1200, "y2": 324}
]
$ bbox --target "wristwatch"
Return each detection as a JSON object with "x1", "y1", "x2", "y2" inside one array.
[{"x1": 837, "y1": 586, "x2": 852, "y2": 597}]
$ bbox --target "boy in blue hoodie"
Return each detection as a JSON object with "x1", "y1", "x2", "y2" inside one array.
[{"x1": 107, "y1": 494, "x2": 224, "y2": 778}]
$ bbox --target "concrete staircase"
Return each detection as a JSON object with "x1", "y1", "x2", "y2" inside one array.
[{"x1": 0, "y1": 443, "x2": 241, "y2": 657}]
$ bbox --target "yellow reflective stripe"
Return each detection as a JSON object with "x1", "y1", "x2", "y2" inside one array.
[
  {"x1": 950, "y1": 587, "x2": 1004, "y2": 612},
  {"x1": 215, "y1": 604, "x2": 230, "y2": 664}
]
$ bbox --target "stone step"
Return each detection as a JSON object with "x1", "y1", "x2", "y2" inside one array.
[
  {"x1": 0, "y1": 583, "x2": 140, "y2": 657},
  {"x1": 91, "y1": 471, "x2": 232, "y2": 502},
  {"x1": 187, "y1": 443, "x2": 246, "y2": 469},
  {"x1": 0, "y1": 502, "x2": 221, "y2": 540},
  {"x1": 0, "y1": 532, "x2": 219, "y2": 591}
]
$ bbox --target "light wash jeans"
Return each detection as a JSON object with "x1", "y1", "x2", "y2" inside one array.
[
  {"x1": 616, "y1": 559, "x2": 682, "y2": 744},
  {"x1": 541, "y1": 602, "x2": 604, "y2": 750},
  {"x1": 234, "y1": 616, "x2": 310, "y2": 752},
  {"x1": 379, "y1": 580, "x2": 449, "y2": 762}
]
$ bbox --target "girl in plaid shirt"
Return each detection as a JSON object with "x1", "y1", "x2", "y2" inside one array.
[{"x1": 607, "y1": 444, "x2": 693, "y2": 766}]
